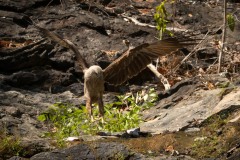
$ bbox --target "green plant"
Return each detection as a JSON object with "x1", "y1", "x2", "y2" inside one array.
[
  {"x1": 38, "y1": 88, "x2": 158, "y2": 146},
  {"x1": 38, "y1": 103, "x2": 89, "y2": 147},
  {"x1": 191, "y1": 135, "x2": 224, "y2": 158},
  {"x1": 0, "y1": 131, "x2": 26, "y2": 159},
  {"x1": 154, "y1": 0, "x2": 174, "y2": 39},
  {"x1": 227, "y1": 13, "x2": 235, "y2": 32},
  {"x1": 190, "y1": 114, "x2": 228, "y2": 158}
]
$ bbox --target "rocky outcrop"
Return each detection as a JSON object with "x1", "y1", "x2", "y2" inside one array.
[
  {"x1": 8, "y1": 141, "x2": 197, "y2": 160},
  {"x1": 140, "y1": 75, "x2": 240, "y2": 134},
  {"x1": 30, "y1": 142, "x2": 142, "y2": 160}
]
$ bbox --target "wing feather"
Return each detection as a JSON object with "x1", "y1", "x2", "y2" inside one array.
[
  {"x1": 103, "y1": 38, "x2": 189, "y2": 85},
  {"x1": 32, "y1": 24, "x2": 89, "y2": 70}
]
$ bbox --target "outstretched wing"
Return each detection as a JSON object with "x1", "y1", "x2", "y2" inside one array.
[
  {"x1": 103, "y1": 38, "x2": 188, "y2": 85},
  {"x1": 33, "y1": 24, "x2": 89, "y2": 70}
]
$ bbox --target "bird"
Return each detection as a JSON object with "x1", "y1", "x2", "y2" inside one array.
[{"x1": 33, "y1": 24, "x2": 195, "y2": 120}]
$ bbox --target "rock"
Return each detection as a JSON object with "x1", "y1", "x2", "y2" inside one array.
[
  {"x1": 96, "y1": 127, "x2": 142, "y2": 138},
  {"x1": 140, "y1": 76, "x2": 240, "y2": 134},
  {"x1": 0, "y1": 88, "x2": 83, "y2": 139},
  {"x1": 8, "y1": 156, "x2": 28, "y2": 160},
  {"x1": 33, "y1": 147, "x2": 193, "y2": 160},
  {"x1": 0, "y1": 39, "x2": 54, "y2": 72},
  {"x1": 30, "y1": 142, "x2": 141, "y2": 160},
  {"x1": 184, "y1": 127, "x2": 200, "y2": 133},
  {"x1": 0, "y1": 0, "x2": 54, "y2": 12},
  {"x1": 78, "y1": 135, "x2": 107, "y2": 142},
  {"x1": 126, "y1": 127, "x2": 140, "y2": 138},
  {"x1": 147, "y1": 155, "x2": 196, "y2": 160},
  {"x1": 6, "y1": 71, "x2": 39, "y2": 86},
  {"x1": 5, "y1": 107, "x2": 21, "y2": 117},
  {"x1": 20, "y1": 139, "x2": 53, "y2": 157}
]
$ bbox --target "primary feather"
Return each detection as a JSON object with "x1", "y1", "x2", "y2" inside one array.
[{"x1": 103, "y1": 38, "x2": 187, "y2": 85}]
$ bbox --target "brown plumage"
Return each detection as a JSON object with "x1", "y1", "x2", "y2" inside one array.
[
  {"x1": 34, "y1": 25, "x2": 194, "y2": 118},
  {"x1": 103, "y1": 39, "x2": 186, "y2": 85}
]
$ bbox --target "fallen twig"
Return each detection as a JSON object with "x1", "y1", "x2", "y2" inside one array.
[{"x1": 121, "y1": 14, "x2": 189, "y2": 32}]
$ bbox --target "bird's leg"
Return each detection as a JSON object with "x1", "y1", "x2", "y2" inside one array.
[
  {"x1": 86, "y1": 98, "x2": 93, "y2": 121},
  {"x1": 98, "y1": 95, "x2": 105, "y2": 123},
  {"x1": 98, "y1": 96, "x2": 104, "y2": 118}
]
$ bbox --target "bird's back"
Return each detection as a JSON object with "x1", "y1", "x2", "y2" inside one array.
[{"x1": 84, "y1": 65, "x2": 104, "y2": 102}]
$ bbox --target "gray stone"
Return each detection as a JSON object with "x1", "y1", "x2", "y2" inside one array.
[
  {"x1": 30, "y1": 142, "x2": 139, "y2": 160},
  {"x1": 140, "y1": 84, "x2": 240, "y2": 134},
  {"x1": 127, "y1": 127, "x2": 140, "y2": 137}
]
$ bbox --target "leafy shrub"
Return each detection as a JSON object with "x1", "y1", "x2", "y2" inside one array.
[
  {"x1": 154, "y1": 0, "x2": 174, "y2": 39},
  {"x1": 38, "y1": 88, "x2": 158, "y2": 145},
  {"x1": 0, "y1": 130, "x2": 25, "y2": 159}
]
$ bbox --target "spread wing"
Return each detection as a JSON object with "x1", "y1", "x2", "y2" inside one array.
[
  {"x1": 33, "y1": 24, "x2": 89, "y2": 70},
  {"x1": 103, "y1": 38, "x2": 188, "y2": 85}
]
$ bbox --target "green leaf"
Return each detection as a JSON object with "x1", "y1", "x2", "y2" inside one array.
[
  {"x1": 37, "y1": 88, "x2": 158, "y2": 142},
  {"x1": 37, "y1": 114, "x2": 46, "y2": 122},
  {"x1": 114, "y1": 101, "x2": 123, "y2": 105},
  {"x1": 227, "y1": 13, "x2": 235, "y2": 32},
  {"x1": 154, "y1": 0, "x2": 174, "y2": 39}
]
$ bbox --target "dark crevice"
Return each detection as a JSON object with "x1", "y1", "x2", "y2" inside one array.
[
  {"x1": 0, "y1": 0, "x2": 61, "y2": 13},
  {"x1": 128, "y1": 30, "x2": 150, "y2": 38},
  {"x1": 81, "y1": 23, "x2": 109, "y2": 36},
  {"x1": 31, "y1": 0, "x2": 62, "y2": 10}
]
